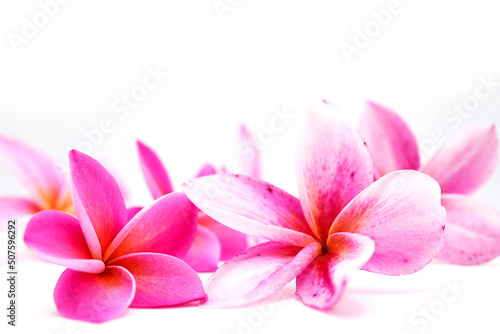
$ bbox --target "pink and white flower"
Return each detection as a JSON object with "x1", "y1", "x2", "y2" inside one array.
[{"x1": 182, "y1": 101, "x2": 446, "y2": 309}]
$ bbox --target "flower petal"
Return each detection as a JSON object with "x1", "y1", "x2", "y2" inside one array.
[
  {"x1": 183, "y1": 174, "x2": 316, "y2": 247},
  {"x1": 296, "y1": 100, "x2": 373, "y2": 241},
  {"x1": 437, "y1": 194, "x2": 500, "y2": 265},
  {"x1": 0, "y1": 135, "x2": 64, "y2": 208},
  {"x1": 0, "y1": 197, "x2": 40, "y2": 218},
  {"x1": 69, "y1": 150, "x2": 128, "y2": 260},
  {"x1": 237, "y1": 124, "x2": 261, "y2": 178},
  {"x1": 296, "y1": 232, "x2": 375, "y2": 309},
  {"x1": 330, "y1": 170, "x2": 445, "y2": 275},
  {"x1": 24, "y1": 210, "x2": 105, "y2": 273},
  {"x1": 196, "y1": 163, "x2": 217, "y2": 178},
  {"x1": 109, "y1": 253, "x2": 206, "y2": 307},
  {"x1": 183, "y1": 225, "x2": 221, "y2": 273},
  {"x1": 198, "y1": 213, "x2": 248, "y2": 261},
  {"x1": 104, "y1": 192, "x2": 198, "y2": 262},
  {"x1": 358, "y1": 101, "x2": 420, "y2": 176},
  {"x1": 203, "y1": 241, "x2": 321, "y2": 308},
  {"x1": 137, "y1": 140, "x2": 174, "y2": 199},
  {"x1": 420, "y1": 125, "x2": 498, "y2": 195},
  {"x1": 54, "y1": 266, "x2": 135, "y2": 323},
  {"x1": 126, "y1": 206, "x2": 143, "y2": 221}
]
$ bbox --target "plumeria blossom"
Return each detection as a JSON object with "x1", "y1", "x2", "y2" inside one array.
[
  {"x1": 136, "y1": 139, "x2": 249, "y2": 272},
  {"x1": 182, "y1": 101, "x2": 446, "y2": 310},
  {"x1": 0, "y1": 135, "x2": 73, "y2": 218},
  {"x1": 359, "y1": 101, "x2": 500, "y2": 265},
  {"x1": 24, "y1": 150, "x2": 205, "y2": 323}
]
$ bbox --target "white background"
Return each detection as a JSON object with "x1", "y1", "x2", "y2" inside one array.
[{"x1": 1, "y1": 1, "x2": 499, "y2": 333}]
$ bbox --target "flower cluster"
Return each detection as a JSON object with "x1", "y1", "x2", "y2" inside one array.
[{"x1": 0, "y1": 100, "x2": 498, "y2": 322}]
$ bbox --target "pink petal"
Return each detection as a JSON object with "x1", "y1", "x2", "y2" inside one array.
[
  {"x1": 196, "y1": 163, "x2": 217, "y2": 178},
  {"x1": 203, "y1": 241, "x2": 321, "y2": 308},
  {"x1": 126, "y1": 206, "x2": 143, "y2": 221},
  {"x1": 137, "y1": 140, "x2": 174, "y2": 199},
  {"x1": 109, "y1": 252, "x2": 206, "y2": 307},
  {"x1": 296, "y1": 100, "x2": 374, "y2": 241},
  {"x1": 0, "y1": 197, "x2": 40, "y2": 218},
  {"x1": 0, "y1": 135, "x2": 64, "y2": 208},
  {"x1": 69, "y1": 150, "x2": 128, "y2": 260},
  {"x1": 296, "y1": 232, "x2": 375, "y2": 309},
  {"x1": 104, "y1": 192, "x2": 198, "y2": 262},
  {"x1": 330, "y1": 170, "x2": 445, "y2": 275},
  {"x1": 237, "y1": 124, "x2": 261, "y2": 178},
  {"x1": 420, "y1": 125, "x2": 498, "y2": 195},
  {"x1": 247, "y1": 235, "x2": 269, "y2": 248},
  {"x1": 437, "y1": 194, "x2": 500, "y2": 265},
  {"x1": 24, "y1": 210, "x2": 105, "y2": 273},
  {"x1": 183, "y1": 174, "x2": 316, "y2": 247},
  {"x1": 54, "y1": 266, "x2": 135, "y2": 323},
  {"x1": 183, "y1": 225, "x2": 221, "y2": 273},
  {"x1": 358, "y1": 101, "x2": 420, "y2": 176},
  {"x1": 198, "y1": 213, "x2": 248, "y2": 261}
]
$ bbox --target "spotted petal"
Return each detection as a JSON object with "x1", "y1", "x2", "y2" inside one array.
[
  {"x1": 183, "y1": 174, "x2": 315, "y2": 247},
  {"x1": 203, "y1": 241, "x2": 321, "y2": 308},
  {"x1": 330, "y1": 170, "x2": 445, "y2": 275},
  {"x1": 296, "y1": 100, "x2": 374, "y2": 241}
]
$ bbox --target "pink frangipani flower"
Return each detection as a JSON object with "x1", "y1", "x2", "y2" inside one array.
[
  {"x1": 0, "y1": 135, "x2": 73, "y2": 217},
  {"x1": 359, "y1": 101, "x2": 500, "y2": 265},
  {"x1": 24, "y1": 150, "x2": 205, "y2": 323},
  {"x1": 136, "y1": 140, "x2": 248, "y2": 272},
  {"x1": 182, "y1": 101, "x2": 446, "y2": 309}
]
